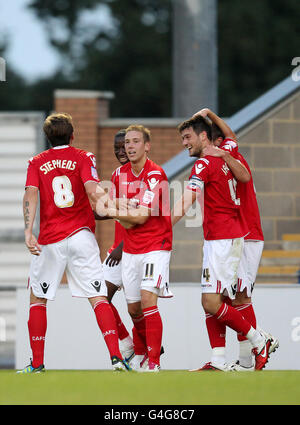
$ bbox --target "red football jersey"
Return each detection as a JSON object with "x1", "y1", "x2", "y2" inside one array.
[
  {"x1": 25, "y1": 145, "x2": 99, "y2": 245},
  {"x1": 113, "y1": 158, "x2": 172, "y2": 254},
  {"x1": 187, "y1": 156, "x2": 245, "y2": 240},
  {"x1": 219, "y1": 138, "x2": 264, "y2": 241}
]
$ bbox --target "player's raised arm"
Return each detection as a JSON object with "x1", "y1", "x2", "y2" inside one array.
[
  {"x1": 194, "y1": 109, "x2": 250, "y2": 183},
  {"x1": 202, "y1": 145, "x2": 250, "y2": 183},
  {"x1": 23, "y1": 186, "x2": 41, "y2": 255},
  {"x1": 194, "y1": 108, "x2": 237, "y2": 141},
  {"x1": 171, "y1": 186, "x2": 197, "y2": 226}
]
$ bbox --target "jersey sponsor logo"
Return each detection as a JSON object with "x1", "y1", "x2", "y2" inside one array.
[
  {"x1": 147, "y1": 177, "x2": 159, "y2": 190},
  {"x1": 91, "y1": 280, "x2": 101, "y2": 292},
  {"x1": 142, "y1": 190, "x2": 155, "y2": 205},
  {"x1": 40, "y1": 160, "x2": 77, "y2": 175},
  {"x1": 40, "y1": 282, "x2": 50, "y2": 294}
]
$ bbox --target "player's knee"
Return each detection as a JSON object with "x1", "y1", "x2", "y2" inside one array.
[
  {"x1": 201, "y1": 294, "x2": 221, "y2": 315},
  {"x1": 127, "y1": 302, "x2": 143, "y2": 318},
  {"x1": 105, "y1": 281, "x2": 118, "y2": 303}
]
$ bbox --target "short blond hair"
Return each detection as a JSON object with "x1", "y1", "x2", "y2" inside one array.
[
  {"x1": 125, "y1": 124, "x2": 151, "y2": 142},
  {"x1": 43, "y1": 113, "x2": 74, "y2": 147}
]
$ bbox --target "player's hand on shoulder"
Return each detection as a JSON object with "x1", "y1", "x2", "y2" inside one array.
[{"x1": 202, "y1": 145, "x2": 225, "y2": 158}]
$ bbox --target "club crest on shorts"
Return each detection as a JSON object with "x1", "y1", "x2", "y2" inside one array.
[
  {"x1": 91, "y1": 280, "x2": 101, "y2": 292},
  {"x1": 40, "y1": 282, "x2": 50, "y2": 294}
]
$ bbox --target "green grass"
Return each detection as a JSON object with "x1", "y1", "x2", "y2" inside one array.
[{"x1": 0, "y1": 370, "x2": 299, "y2": 405}]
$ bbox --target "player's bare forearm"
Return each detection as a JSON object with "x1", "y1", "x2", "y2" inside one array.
[
  {"x1": 117, "y1": 206, "x2": 150, "y2": 225},
  {"x1": 202, "y1": 146, "x2": 250, "y2": 183},
  {"x1": 222, "y1": 151, "x2": 250, "y2": 183},
  {"x1": 171, "y1": 189, "x2": 197, "y2": 226},
  {"x1": 23, "y1": 187, "x2": 38, "y2": 233},
  {"x1": 23, "y1": 187, "x2": 41, "y2": 255}
]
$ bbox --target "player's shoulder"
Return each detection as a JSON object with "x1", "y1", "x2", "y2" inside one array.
[
  {"x1": 71, "y1": 147, "x2": 97, "y2": 167},
  {"x1": 146, "y1": 158, "x2": 166, "y2": 179},
  {"x1": 118, "y1": 161, "x2": 131, "y2": 173},
  {"x1": 27, "y1": 148, "x2": 52, "y2": 165},
  {"x1": 111, "y1": 164, "x2": 125, "y2": 179},
  {"x1": 193, "y1": 156, "x2": 211, "y2": 169}
]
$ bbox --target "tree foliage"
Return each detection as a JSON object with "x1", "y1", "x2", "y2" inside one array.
[{"x1": 0, "y1": 0, "x2": 299, "y2": 117}]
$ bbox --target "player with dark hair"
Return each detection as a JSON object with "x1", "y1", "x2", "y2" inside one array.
[
  {"x1": 172, "y1": 115, "x2": 275, "y2": 371},
  {"x1": 18, "y1": 113, "x2": 131, "y2": 373},
  {"x1": 192, "y1": 108, "x2": 279, "y2": 370}
]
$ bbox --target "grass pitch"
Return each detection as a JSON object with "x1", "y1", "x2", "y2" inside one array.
[{"x1": 0, "y1": 370, "x2": 299, "y2": 405}]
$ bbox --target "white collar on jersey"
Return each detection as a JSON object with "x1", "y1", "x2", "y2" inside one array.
[
  {"x1": 52, "y1": 145, "x2": 70, "y2": 150},
  {"x1": 131, "y1": 167, "x2": 144, "y2": 178},
  {"x1": 131, "y1": 158, "x2": 148, "y2": 177}
]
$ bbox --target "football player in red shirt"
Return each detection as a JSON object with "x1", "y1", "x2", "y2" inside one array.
[
  {"x1": 99, "y1": 130, "x2": 134, "y2": 362},
  {"x1": 18, "y1": 113, "x2": 131, "y2": 373},
  {"x1": 96, "y1": 125, "x2": 173, "y2": 372},
  {"x1": 192, "y1": 108, "x2": 279, "y2": 370},
  {"x1": 172, "y1": 115, "x2": 274, "y2": 371}
]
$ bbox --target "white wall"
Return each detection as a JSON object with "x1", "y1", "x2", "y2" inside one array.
[{"x1": 15, "y1": 284, "x2": 300, "y2": 370}]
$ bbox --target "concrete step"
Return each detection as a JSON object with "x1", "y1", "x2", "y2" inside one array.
[
  {"x1": 257, "y1": 265, "x2": 299, "y2": 284},
  {"x1": 282, "y1": 234, "x2": 300, "y2": 250},
  {"x1": 0, "y1": 244, "x2": 31, "y2": 288},
  {"x1": 0, "y1": 244, "x2": 31, "y2": 265},
  {"x1": 260, "y1": 250, "x2": 300, "y2": 266}
]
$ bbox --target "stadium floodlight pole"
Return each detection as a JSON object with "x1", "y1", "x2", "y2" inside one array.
[
  {"x1": 172, "y1": 0, "x2": 218, "y2": 117},
  {"x1": 0, "y1": 57, "x2": 6, "y2": 81}
]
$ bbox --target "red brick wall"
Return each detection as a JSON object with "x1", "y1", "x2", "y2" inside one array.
[
  {"x1": 54, "y1": 91, "x2": 183, "y2": 260},
  {"x1": 96, "y1": 126, "x2": 183, "y2": 258},
  {"x1": 54, "y1": 97, "x2": 100, "y2": 157}
]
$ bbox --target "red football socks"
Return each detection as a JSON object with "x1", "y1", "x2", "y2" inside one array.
[
  {"x1": 109, "y1": 303, "x2": 130, "y2": 341},
  {"x1": 93, "y1": 300, "x2": 122, "y2": 359},
  {"x1": 28, "y1": 303, "x2": 47, "y2": 368},
  {"x1": 215, "y1": 302, "x2": 252, "y2": 336},
  {"x1": 132, "y1": 314, "x2": 147, "y2": 355},
  {"x1": 234, "y1": 303, "x2": 257, "y2": 342},
  {"x1": 143, "y1": 306, "x2": 163, "y2": 366},
  {"x1": 205, "y1": 313, "x2": 226, "y2": 349}
]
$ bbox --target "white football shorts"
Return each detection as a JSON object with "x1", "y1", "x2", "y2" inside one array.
[
  {"x1": 201, "y1": 237, "x2": 244, "y2": 300},
  {"x1": 102, "y1": 252, "x2": 123, "y2": 287},
  {"x1": 28, "y1": 229, "x2": 107, "y2": 300},
  {"x1": 237, "y1": 240, "x2": 264, "y2": 297},
  {"x1": 122, "y1": 250, "x2": 173, "y2": 304}
]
